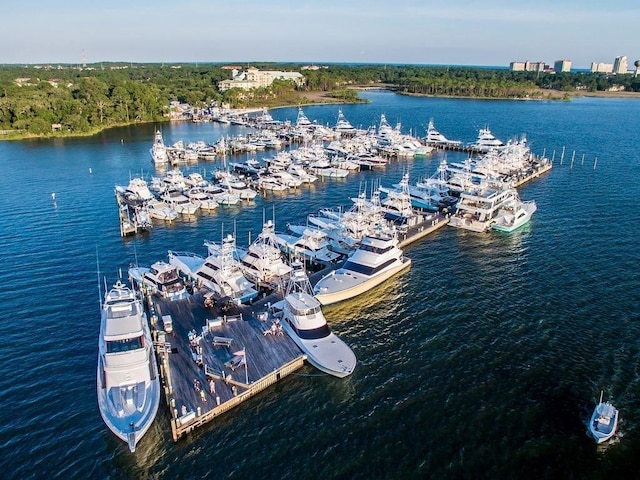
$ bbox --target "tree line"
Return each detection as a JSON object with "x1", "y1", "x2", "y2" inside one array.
[{"x1": 1, "y1": 63, "x2": 639, "y2": 138}]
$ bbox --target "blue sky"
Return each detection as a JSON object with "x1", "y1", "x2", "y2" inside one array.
[{"x1": 3, "y1": 1, "x2": 638, "y2": 68}]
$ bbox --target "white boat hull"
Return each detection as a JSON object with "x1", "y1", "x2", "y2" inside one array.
[{"x1": 314, "y1": 258, "x2": 411, "y2": 306}]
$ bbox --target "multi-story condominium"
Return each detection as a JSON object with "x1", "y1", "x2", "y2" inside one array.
[
  {"x1": 510, "y1": 61, "x2": 547, "y2": 72},
  {"x1": 591, "y1": 62, "x2": 614, "y2": 73},
  {"x1": 613, "y1": 56, "x2": 628, "y2": 74},
  {"x1": 554, "y1": 59, "x2": 572, "y2": 72}
]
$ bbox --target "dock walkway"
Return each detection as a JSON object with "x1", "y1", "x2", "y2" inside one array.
[{"x1": 151, "y1": 294, "x2": 304, "y2": 442}]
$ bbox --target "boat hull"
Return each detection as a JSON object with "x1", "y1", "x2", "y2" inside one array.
[{"x1": 314, "y1": 258, "x2": 411, "y2": 306}]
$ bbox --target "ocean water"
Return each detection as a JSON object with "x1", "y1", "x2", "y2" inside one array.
[{"x1": 0, "y1": 91, "x2": 639, "y2": 479}]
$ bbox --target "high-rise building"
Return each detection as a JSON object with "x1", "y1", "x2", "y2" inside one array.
[
  {"x1": 591, "y1": 62, "x2": 614, "y2": 73},
  {"x1": 510, "y1": 62, "x2": 526, "y2": 71},
  {"x1": 613, "y1": 56, "x2": 628, "y2": 74},
  {"x1": 554, "y1": 59, "x2": 572, "y2": 72}
]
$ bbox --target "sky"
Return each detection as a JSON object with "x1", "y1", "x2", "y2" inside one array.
[{"x1": 2, "y1": 0, "x2": 639, "y2": 68}]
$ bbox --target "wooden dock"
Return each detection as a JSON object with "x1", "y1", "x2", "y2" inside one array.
[
  {"x1": 397, "y1": 213, "x2": 449, "y2": 249},
  {"x1": 512, "y1": 162, "x2": 553, "y2": 187},
  {"x1": 150, "y1": 294, "x2": 305, "y2": 442}
]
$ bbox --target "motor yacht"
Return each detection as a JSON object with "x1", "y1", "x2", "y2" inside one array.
[
  {"x1": 97, "y1": 280, "x2": 160, "y2": 452},
  {"x1": 272, "y1": 262, "x2": 356, "y2": 378},
  {"x1": 197, "y1": 234, "x2": 259, "y2": 304},
  {"x1": 313, "y1": 227, "x2": 411, "y2": 305}
]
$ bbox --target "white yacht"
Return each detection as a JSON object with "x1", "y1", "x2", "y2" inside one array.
[
  {"x1": 197, "y1": 234, "x2": 259, "y2": 304},
  {"x1": 492, "y1": 192, "x2": 537, "y2": 232},
  {"x1": 334, "y1": 109, "x2": 357, "y2": 137},
  {"x1": 448, "y1": 184, "x2": 515, "y2": 232},
  {"x1": 276, "y1": 226, "x2": 343, "y2": 265},
  {"x1": 424, "y1": 119, "x2": 461, "y2": 147},
  {"x1": 145, "y1": 199, "x2": 178, "y2": 222},
  {"x1": 97, "y1": 280, "x2": 160, "y2": 452},
  {"x1": 150, "y1": 130, "x2": 168, "y2": 165},
  {"x1": 273, "y1": 262, "x2": 356, "y2": 378},
  {"x1": 132, "y1": 261, "x2": 188, "y2": 300},
  {"x1": 116, "y1": 177, "x2": 155, "y2": 205},
  {"x1": 239, "y1": 220, "x2": 293, "y2": 288},
  {"x1": 313, "y1": 227, "x2": 411, "y2": 305},
  {"x1": 160, "y1": 190, "x2": 200, "y2": 216},
  {"x1": 472, "y1": 127, "x2": 505, "y2": 152},
  {"x1": 185, "y1": 187, "x2": 218, "y2": 211}
]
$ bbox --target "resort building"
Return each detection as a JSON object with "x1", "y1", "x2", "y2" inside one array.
[
  {"x1": 591, "y1": 62, "x2": 614, "y2": 73},
  {"x1": 218, "y1": 67, "x2": 305, "y2": 91},
  {"x1": 509, "y1": 61, "x2": 547, "y2": 72},
  {"x1": 554, "y1": 59, "x2": 572, "y2": 73},
  {"x1": 613, "y1": 56, "x2": 628, "y2": 74}
]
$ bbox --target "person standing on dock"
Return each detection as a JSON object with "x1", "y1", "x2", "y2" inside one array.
[{"x1": 209, "y1": 379, "x2": 216, "y2": 394}]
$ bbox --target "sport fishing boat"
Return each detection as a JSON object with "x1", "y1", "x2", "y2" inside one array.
[
  {"x1": 589, "y1": 391, "x2": 619, "y2": 444},
  {"x1": 272, "y1": 262, "x2": 356, "y2": 377},
  {"x1": 97, "y1": 280, "x2": 160, "y2": 452},
  {"x1": 313, "y1": 227, "x2": 411, "y2": 305}
]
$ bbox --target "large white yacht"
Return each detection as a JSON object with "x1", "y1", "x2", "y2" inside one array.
[
  {"x1": 472, "y1": 127, "x2": 505, "y2": 152},
  {"x1": 150, "y1": 130, "x2": 169, "y2": 165},
  {"x1": 448, "y1": 184, "x2": 515, "y2": 232},
  {"x1": 160, "y1": 189, "x2": 200, "y2": 216},
  {"x1": 197, "y1": 234, "x2": 259, "y2": 304},
  {"x1": 97, "y1": 280, "x2": 160, "y2": 452},
  {"x1": 130, "y1": 261, "x2": 188, "y2": 300},
  {"x1": 313, "y1": 227, "x2": 411, "y2": 305},
  {"x1": 273, "y1": 262, "x2": 356, "y2": 378},
  {"x1": 239, "y1": 220, "x2": 293, "y2": 289}
]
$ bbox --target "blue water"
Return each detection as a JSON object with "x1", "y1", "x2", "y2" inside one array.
[{"x1": 1, "y1": 92, "x2": 639, "y2": 479}]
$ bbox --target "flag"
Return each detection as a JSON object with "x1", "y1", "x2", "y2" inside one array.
[{"x1": 233, "y1": 348, "x2": 245, "y2": 357}]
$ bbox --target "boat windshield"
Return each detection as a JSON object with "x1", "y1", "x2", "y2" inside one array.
[
  {"x1": 359, "y1": 242, "x2": 393, "y2": 255},
  {"x1": 288, "y1": 304, "x2": 321, "y2": 317},
  {"x1": 106, "y1": 335, "x2": 144, "y2": 353},
  {"x1": 296, "y1": 324, "x2": 331, "y2": 340},
  {"x1": 343, "y1": 257, "x2": 399, "y2": 276}
]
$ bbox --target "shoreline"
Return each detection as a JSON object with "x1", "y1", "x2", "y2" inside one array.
[{"x1": 3, "y1": 87, "x2": 639, "y2": 142}]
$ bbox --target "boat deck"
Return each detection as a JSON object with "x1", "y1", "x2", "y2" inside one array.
[{"x1": 151, "y1": 294, "x2": 304, "y2": 442}]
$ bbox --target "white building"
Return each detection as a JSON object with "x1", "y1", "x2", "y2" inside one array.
[
  {"x1": 554, "y1": 59, "x2": 572, "y2": 73},
  {"x1": 591, "y1": 62, "x2": 614, "y2": 73},
  {"x1": 613, "y1": 56, "x2": 628, "y2": 74},
  {"x1": 218, "y1": 67, "x2": 305, "y2": 91}
]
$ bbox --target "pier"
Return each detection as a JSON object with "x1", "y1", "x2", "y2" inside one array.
[{"x1": 151, "y1": 294, "x2": 305, "y2": 442}]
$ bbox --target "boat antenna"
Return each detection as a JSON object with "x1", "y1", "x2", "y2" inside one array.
[
  {"x1": 96, "y1": 245, "x2": 102, "y2": 305},
  {"x1": 599, "y1": 390, "x2": 604, "y2": 404}
]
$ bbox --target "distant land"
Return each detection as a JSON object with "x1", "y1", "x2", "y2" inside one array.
[{"x1": 1, "y1": 63, "x2": 639, "y2": 140}]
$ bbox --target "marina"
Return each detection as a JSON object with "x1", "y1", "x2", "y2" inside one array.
[{"x1": 4, "y1": 91, "x2": 638, "y2": 479}]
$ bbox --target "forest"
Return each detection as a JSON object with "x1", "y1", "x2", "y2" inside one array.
[{"x1": 1, "y1": 62, "x2": 639, "y2": 139}]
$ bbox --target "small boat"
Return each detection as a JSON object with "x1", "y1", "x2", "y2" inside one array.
[
  {"x1": 150, "y1": 130, "x2": 169, "y2": 164},
  {"x1": 273, "y1": 262, "x2": 356, "y2": 378},
  {"x1": 131, "y1": 261, "x2": 188, "y2": 301},
  {"x1": 97, "y1": 280, "x2": 160, "y2": 452},
  {"x1": 589, "y1": 391, "x2": 619, "y2": 444},
  {"x1": 492, "y1": 193, "x2": 537, "y2": 232}
]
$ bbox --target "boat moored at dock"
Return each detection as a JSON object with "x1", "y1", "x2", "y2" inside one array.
[
  {"x1": 313, "y1": 227, "x2": 411, "y2": 305},
  {"x1": 272, "y1": 262, "x2": 356, "y2": 377},
  {"x1": 97, "y1": 280, "x2": 160, "y2": 452}
]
